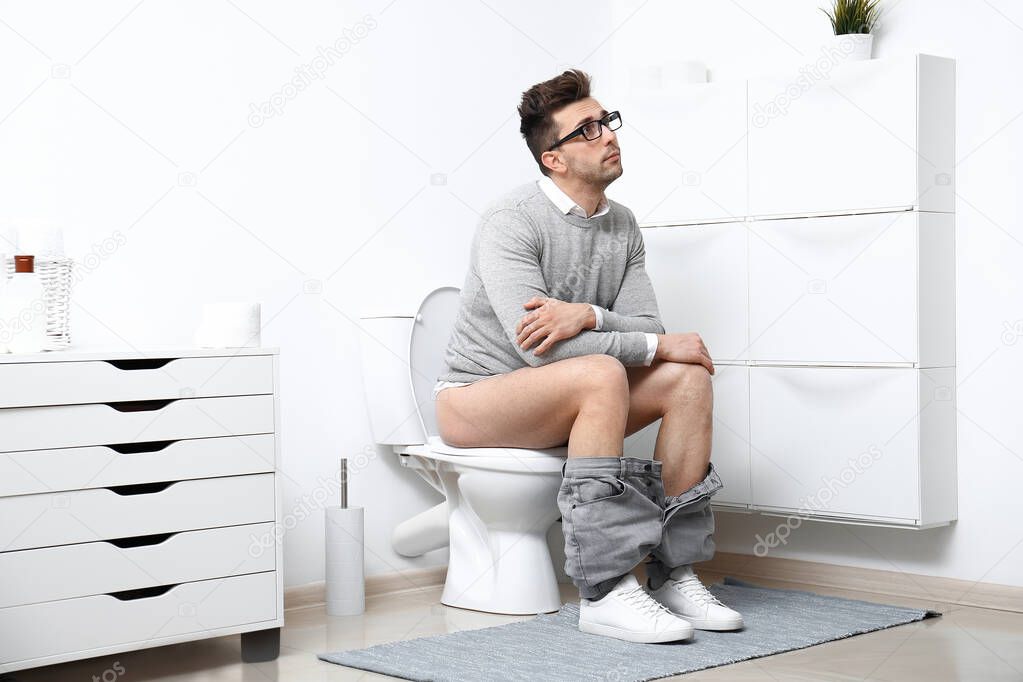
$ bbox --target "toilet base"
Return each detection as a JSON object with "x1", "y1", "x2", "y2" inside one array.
[
  {"x1": 396, "y1": 448, "x2": 568, "y2": 615},
  {"x1": 441, "y1": 528, "x2": 562, "y2": 615}
]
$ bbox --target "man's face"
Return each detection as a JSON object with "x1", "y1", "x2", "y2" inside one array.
[{"x1": 547, "y1": 97, "x2": 622, "y2": 187}]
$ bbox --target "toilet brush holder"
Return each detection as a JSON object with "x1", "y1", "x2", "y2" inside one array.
[{"x1": 325, "y1": 459, "x2": 365, "y2": 616}]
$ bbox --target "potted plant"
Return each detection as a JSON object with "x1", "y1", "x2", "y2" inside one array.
[{"x1": 821, "y1": 0, "x2": 882, "y2": 61}]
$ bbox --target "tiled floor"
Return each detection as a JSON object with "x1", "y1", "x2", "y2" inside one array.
[{"x1": 8, "y1": 571, "x2": 1023, "y2": 681}]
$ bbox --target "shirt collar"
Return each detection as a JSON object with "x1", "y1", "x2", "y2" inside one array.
[{"x1": 537, "y1": 176, "x2": 610, "y2": 219}]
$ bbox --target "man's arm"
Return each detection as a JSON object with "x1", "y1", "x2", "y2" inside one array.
[
  {"x1": 477, "y1": 209, "x2": 651, "y2": 368},
  {"x1": 596, "y1": 211, "x2": 666, "y2": 335}
]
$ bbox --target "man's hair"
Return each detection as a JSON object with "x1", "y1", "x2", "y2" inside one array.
[{"x1": 518, "y1": 69, "x2": 592, "y2": 177}]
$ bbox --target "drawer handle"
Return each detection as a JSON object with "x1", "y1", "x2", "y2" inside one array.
[
  {"x1": 106, "y1": 532, "x2": 177, "y2": 548},
  {"x1": 105, "y1": 358, "x2": 177, "y2": 370},
  {"x1": 105, "y1": 399, "x2": 176, "y2": 412},
  {"x1": 108, "y1": 583, "x2": 179, "y2": 601},
  {"x1": 108, "y1": 440, "x2": 178, "y2": 454},
  {"x1": 107, "y1": 481, "x2": 178, "y2": 496}
]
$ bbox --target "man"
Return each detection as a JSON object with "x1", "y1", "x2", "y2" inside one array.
[{"x1": 434, "y1": 69, "x2": 743, "y2": 643}]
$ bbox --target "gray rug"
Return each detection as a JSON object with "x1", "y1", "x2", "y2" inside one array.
[{"x1": 318, "y1": 577, "x2": 941, "y2": 681}]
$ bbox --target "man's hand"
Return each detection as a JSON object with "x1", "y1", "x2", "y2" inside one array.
[
  {"x1": 654, "y1": 332, "x2": 715, "y2": 375},
  {"x1": 515, "y1": 296, "x2": 594, "y2": 355}
]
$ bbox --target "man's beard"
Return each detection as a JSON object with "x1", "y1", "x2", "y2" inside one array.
[{"x1": 567, "y1": 156, "x2": 623, "y2": 189}]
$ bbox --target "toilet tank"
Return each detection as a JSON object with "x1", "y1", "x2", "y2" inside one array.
[
  {"x1": 357, "y1": 286, "x2": 462, "y2": 447},
  {"x1": 357, "y1": 314, "x2": 427, "y2": 446}
]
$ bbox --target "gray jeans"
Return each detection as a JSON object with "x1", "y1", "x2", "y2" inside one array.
[{"x1": 556, "y1": 456, "x2": 723, "y2": 600}]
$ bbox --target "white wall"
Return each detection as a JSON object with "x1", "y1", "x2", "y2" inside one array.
[{"x1": 1, "y1": 0, "x2": 1020, "y2": 590}]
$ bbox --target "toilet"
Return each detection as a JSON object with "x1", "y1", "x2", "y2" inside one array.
[{"x1": 357, "y1": 286, "x2": 569, "y2": 615}]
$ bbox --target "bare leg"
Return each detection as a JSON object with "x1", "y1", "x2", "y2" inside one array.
[
  {"x1": 623, "y1": 361, "x2": 713, "y2": 496},
  {"x1": 436, "y1": 354, "x2": 630, "y2": 457}
]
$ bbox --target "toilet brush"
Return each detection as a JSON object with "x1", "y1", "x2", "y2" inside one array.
[{"x1": 325, "y1": 458, "x2": 365, "y2": 615}]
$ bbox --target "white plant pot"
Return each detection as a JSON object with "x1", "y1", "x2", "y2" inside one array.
[{"x1": 830, "y1": 32, "x2": 874, "y2": 61}]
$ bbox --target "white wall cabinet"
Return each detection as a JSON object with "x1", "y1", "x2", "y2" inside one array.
[
  {"x1": 611, "y1": 54, "x2": 953, "y2": 225},
  {"x1": 643, "y1": 221, "x2": 748, "y2": 361},
  {"x1": 638, "y1": 53, "x2": 956, "y2": 529},
  {"x1": 707, "y1": 364, "x2": 751, "y2": 508},
  {"x1": 610, "y1": 83, "x2": 747, "y2": 224},
  {"x1": 0, "y1": 348, "x2": 284, "y2": 675},
  {"x1": 748, "y1": 54, "x2": 955, "y2": 217},
  {"x1": 749, "y1": 367, "x2": 955, "y2": 527},
  {"x1": 748, "y1": 211, "x2": 954, "y2": 366}
]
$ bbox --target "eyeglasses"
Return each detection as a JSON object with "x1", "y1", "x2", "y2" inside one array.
[{"x1": 547, "y1": 110, "x2": 622, "y2": 151}]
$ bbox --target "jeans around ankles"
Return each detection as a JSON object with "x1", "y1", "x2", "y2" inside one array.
[
  {"x1": 645, "y1": 462, "x2": 723, "y2": 591},
  {"x1": 556, "y1": 456, "x2": 723, "y2": 600}
]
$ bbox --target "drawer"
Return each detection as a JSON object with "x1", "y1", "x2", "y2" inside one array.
[
  {"x1": 0, "y1": 394, "x2": 274, "y2": 453},
  {"x1": 643, "y1": 222, "x2": 749, "y2": 360},
  {"x1": 0, "y1": 523, "x2": 275, "y2": 608},
  {"x1": 709, "y1": 365, "x2": 751, "y2": 507},
  {"x1": 749, "y1": 367, "x2": 928, "y2": 522},
  {"x1": 0, "y1": 434, "x2": 276, "y2": 497},
  {"x1": 0, "y1": 473, "x2": 275, "y2": 552},
  {"x1": 747, "y1": 55, "x2": 953, "y2": 216},
  {"x1": 748, "y1": 211, "x2": 939, "y2": 365},
  {"x1": 0, "y1": 571, "x2": 277, "y2": 668},
  {"x1": 0, "y1": 354, "x2": 274, "y2": 408}
]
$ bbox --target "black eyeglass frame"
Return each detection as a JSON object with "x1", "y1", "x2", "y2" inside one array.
[{"x1": 547, "y1": 110, "x2": 622, "y2": 151}]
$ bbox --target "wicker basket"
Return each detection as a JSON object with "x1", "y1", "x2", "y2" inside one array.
[{"x1": 2, "y1": 255, "x2": 74, "y2": 349}]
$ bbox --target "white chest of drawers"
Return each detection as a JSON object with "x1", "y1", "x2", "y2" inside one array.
[{"x1": 0, "y1": 347, "x2": 283, "y2": 674}]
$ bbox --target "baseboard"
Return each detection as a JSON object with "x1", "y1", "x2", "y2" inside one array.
[
  {"x1": 285, "y1": 554, "x2": 1023, "y2": 615},
  {"x1": 695, "y1": 551, "x2": 1023, "y2": 614},
  {"x1": 284, "y1": 565, "x2": 447, "y2": 612}
]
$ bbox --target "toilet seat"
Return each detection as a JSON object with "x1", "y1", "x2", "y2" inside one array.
[
  {"x1": 399, "y1": 436, "x2": 567, "y2": 474},
  {"x1": 428, "y1": 436, "x2": 567, "y2": 459}
]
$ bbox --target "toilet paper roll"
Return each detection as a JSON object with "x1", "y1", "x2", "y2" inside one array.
[
  {"x1": 193, "y1": 302, "x2": 261, "y2": 348},
  {"x1": 325, "y1": 506, "x2": 365, "y2": 616}
]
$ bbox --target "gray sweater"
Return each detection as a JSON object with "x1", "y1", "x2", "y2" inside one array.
[{"x1": 438, "y1": 181, "x2": 665, "y2": 384}]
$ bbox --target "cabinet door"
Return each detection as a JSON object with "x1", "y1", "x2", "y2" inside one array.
[
  {"x1": 749, "y1": 367, "x2": 920, "y2": 522},
  {"x1": 610, "y1": 83, "x2": 747, "y2": 224},
  {"x1": 747, "y1": 211, "x2": 917, "y2": 364},
  {"x1": 643, "y1": 222, "x2": 748, "y2": 361},
  {"x1": 709, "y1": 364, "x2": 750, "y2": 507},
  {"x1": 748, "y1": 55, "x2": 918, "y2": 216}
]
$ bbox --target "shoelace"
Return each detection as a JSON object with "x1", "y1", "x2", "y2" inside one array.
[
  {"x1": 671, "y1": 572, "x2": 725, "y2": 607},
  {"x1": 618, "y1": 584, "x2": 676, "y2": 619}
]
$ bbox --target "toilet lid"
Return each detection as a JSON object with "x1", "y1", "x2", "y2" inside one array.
[
  {"x1": 409, "y1": 286, "x2": 463, "y2": 439},
  {"x1": 427, "y1": 436, "x2": 568, "y2": 460}
]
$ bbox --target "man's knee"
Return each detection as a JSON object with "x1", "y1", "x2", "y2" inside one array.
[
  {"x1": 668, "y1": 363, "x2": 713, "y2": 407},
  {"x1": 574, "y1": 355, "x2": 629, "y2": 395}
]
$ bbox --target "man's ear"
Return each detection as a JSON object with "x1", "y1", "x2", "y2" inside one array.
[{"x1": 540, "y1": 149, "x2": 561, "y2": 175}]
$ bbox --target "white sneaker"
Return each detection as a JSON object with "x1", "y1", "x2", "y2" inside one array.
[
  {"x1": 647, "y1": 565, "x2": 744, "y2": 631},
  {"x1": 578, "y1": 574, "x2": 694, "y2": 643}
]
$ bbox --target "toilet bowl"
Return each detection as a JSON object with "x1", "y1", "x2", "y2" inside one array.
[{"x1": 358, "y1": 286, "x2": 569, "y2": 615}]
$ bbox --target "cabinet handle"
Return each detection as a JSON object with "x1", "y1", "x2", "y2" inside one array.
[
  {"x1": 108, "y1": 440, "x2": 178, "y2": 454},
  {"x1": 104, "y1": 399, "x2": 176, "y2": 412},
  {"x1": 105, "y1": 532, "x2": 177, "y2": 548},
  {"x1": 104, "y1": 358, "x2": 176, "y2": 370},
  {"x1": 106, "y1": 481, "x2": 178, "y2": 496},
  {"x1": 108, "y1": 584, "x2": 179, "y2": 601}
]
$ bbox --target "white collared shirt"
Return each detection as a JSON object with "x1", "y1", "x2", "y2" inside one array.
[
  {"x1": 536, "y1": 176, "x2": 658, "y2": 366},
  {"x1": 537, "y1": 174, "x2": 610, "y2": 219}
]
